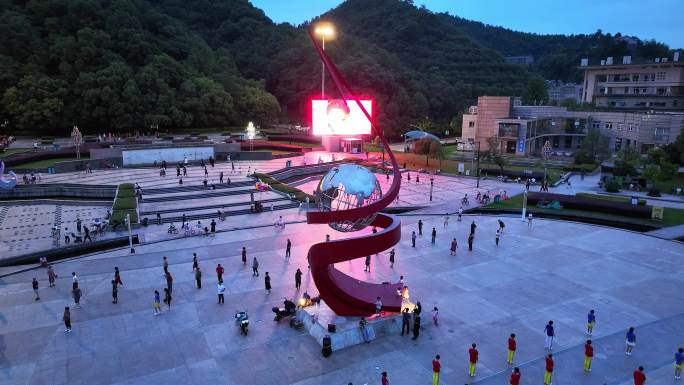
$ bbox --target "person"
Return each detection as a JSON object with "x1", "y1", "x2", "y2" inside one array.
[
  {"x1": 418, "y1": 220, "x2": 423, "y2": 235},
  {"x1": 252, "y1": 257, "x2": 259, "y2": 276},
  {"x1": 195, "y1": 267, "x2": 202, "y2": 289},
  {"x1": 381, "y1": 371, "x2": 389, "y2": 385},
  {"x1": 210, "y1": 219, "x2": 216, "y2": 233},
  {"x1": 443, "y1": 215, "x2": 449, "y2": 227},
  {"x1": 83, "y1": 226, "x2": 91, "y2": 242},
  {"x1": 166, "y1": 271, "x2": 173, "y2": 295},
  {"x1": 458, "y1": 207, "x2": 463, "y2": 221},
  {"x1": 285, "y1": 239, "x2": 291, "y2": 258},
  {"x1": 63, "y1": 307, "x2": 72, "y2": 333},
  {"x1": 468, "y1": 233, "x2": 474, "y2": 251},
  {"x1": 389, "y1": 248, "x2": 395, "y2": 267},
  {"x1": 587, "y1": 309, "x2": 596, "y2": 336},
  {"x1": 527, "y1": 213, "x2": 533, "y2": 228},
  {"x1": 446, "y1": 237, "x2": 457, "y2": 256},
  {"x1": 153, "y1": 290, "x2": 161, "y2": 315},
  {"x1": 468, "y1": 343, "x2": 479, "y2": 377},
  {"x1": 412, "y1": 313, "x2": 421, "y2": 340},
  {"x1": 510, "y1": 367, "x2": 521, "y2": 385},
  {"x1": 64, "y1": 230, "x2": 70, "y2": 245},
  {"x1": 507, "y1": 333, "x2": 517, "y2": 365},
  {"x1": 163, "y1": 256, "x2": 169, "y2": 275},
  {"x1": 414, "y1": 301, "x2": 422, "y2": 317},
  {"x1": 498, "y1": 219, "x2": 505, "y2": 234},
  {"x1": 217, "y1": 282, "x2": 225, "y2": 304},
  {"x1": 192, "y1": 253, "x2": 199, "y2": 272},
  {"x1": 544, "y1": 353, "x2": 554, "y2": 385},
  {"x1": 411, "y1": 231, "x2": 417, "y2": 248},
  {"x1": 401, "y1": 308, "x2": 411, "y2": 336},
  {"x1": 496, "y1": 228, "x2": 501, "y2": 246},
  {"x1": 32, "y1": 278, "x2": 40, "y2": 300},
  {"x1": 216, "y1": 264, "x2": 224, "y2": 284},
  {"x1": 431, "y1": 228, "x2": 436, "y2": 244},
  {"x1": 359, "y1": 317, "x2": 370, "y2": 343},
  {"x1": 432, "y1": 355, "x2": 441, "y2": 385},
  {"x1": 114, "y1": 267, "x2": 123, "y2": 286},
  {"x1": 71, "y1": 272, "x2": 78, "y2": 290},
  {"x1": 295, "y1": 268, "x2": 302, "y2": 290},
  {"x1": 47, "y1": 265, "x2": 57, "y2": 287},
  {"x1": 163, "y1": 288, "x2": 172, "y2": 309},
  {"x1": 626, "y1": 327, "x2": 637, "y2": 355},
  {"x1": 584, "y1": 339, "x2": 593, "y2": 372},
  {"x1": 375, "y1": 297, "x2": 382, "y2": 314},
  {"x1": 364, "y1": 255, "x2": 371, "y2": 272},
  {"x1": 112, "y1": 280, "x2": 118, "y2": 304},
  {"x1": 264, "y1": 272, "x2": 271, "y2": 294},
  {"x1": 326, "y1": 234, "x2": 330, "y2": 242},
  {"x1": 544, "y1": 321, "x2": 555, "y2": 349},
  {"x1": 674, "y1": 347, "x2": 684, "y2": 379},
  {"x1": 72, "y1": 283, "x2": 82, "y2": 308},
  {"x1": 634, "y1": 366, "x2": 646, "y2": 385},
  {"x1": 431, "y1": 307, "x2": 439, "y2": 326},
  {"x1": 470, "y1": 220, "x2": 477, "y2": 235},
  {"x1": 219, "y1": 171, "x2": 224, "y2": 183},
  {"x1": 241, "y1": 247, "x2": 247, "y2": 264}
]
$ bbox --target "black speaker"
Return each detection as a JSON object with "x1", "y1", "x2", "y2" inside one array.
[
  {"x1": 322, "y1": 335, "x2": 332, "y2": 357},
  {"x1": 327, "y1": 323, "x2": 336, "y2": 333}
]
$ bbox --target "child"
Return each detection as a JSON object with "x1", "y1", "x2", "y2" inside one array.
[
  {"x1": 507, "y1": 333, "x2": 517, "y2": 365},
  {"x1": 432, "y1": 307, "x2": 439, "y2": 326},
  {"x1": 153, "y1": 290, "x2": 161, "y2": 315},
  {"x1": 584, "y1": 340, "x2": 593, "y2": 372},
  {"x1": 626, "y1": 327, "x2": 636, "y2": 355},
  {"x1": 495, "y1": 228, "x2": 501, "y2": 246},
  {"x1": 468, "y1": 343, "x2": 479, "y2": 377},
  {"x1": 587, "y1": 309, "x2": 596, "y2": 336}
]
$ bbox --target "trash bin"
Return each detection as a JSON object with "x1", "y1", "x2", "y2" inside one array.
[
  {"x1": 630, "y1": 196, "x2": 638, "y2": 205},
  {"x1": 322, "y1": 335, "x2": 332, "y2": 357},
  {"x1": 286, "y1": 160, "x2": 292, "y2": 168},
  {"x1": 47, "y1": 167, "x2": 55, "y2": 174}
]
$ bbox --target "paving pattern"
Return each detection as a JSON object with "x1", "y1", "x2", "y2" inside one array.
[{"x1": 1, "y1": 212, "x2": 682, "y2": 385}]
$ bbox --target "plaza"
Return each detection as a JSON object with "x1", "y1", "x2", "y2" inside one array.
[{"x1": 1, "y1": 159, "x2": 683, "y2": 385}]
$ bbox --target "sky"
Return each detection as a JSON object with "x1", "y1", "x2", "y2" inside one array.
[{"x1": 250, "y1": 0, "x2": 684, "y2": 48}]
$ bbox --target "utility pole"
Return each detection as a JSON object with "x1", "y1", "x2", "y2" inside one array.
[
  {"x1": 126, "y1": 213, "x2": 135, "y2": 254},
  {"x1": 476, "y1": 141, "x2": 481, "y2": 188}
]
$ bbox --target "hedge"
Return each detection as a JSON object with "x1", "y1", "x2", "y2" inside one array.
[
  {"x1": 527, "y1": 192, "x2": 652, "y2": 218},
  {"x1": 252, "y1": 173, "x2": 317, "y2": 203},
  {"x1": 576, "y1": 193, "x2": 646, "y2": 206},
  {"x1": 111, "y1": 209, "x2": 138, "y2": 224},
  {"x1": 113, "y1": 197, "x2": 137, "y2": 210}
]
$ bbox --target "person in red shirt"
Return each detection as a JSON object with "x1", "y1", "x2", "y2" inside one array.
[
  {"x1": 468, "y1": 343, "x2": 479, "y2": 377},
  {"x1": 544, "y1": 353, "x2": 554, "y2": 384},
  {"x1": 634, "y1": 366, "x2": 646, "y2": 385},
  {"x1": 215, "y1": 264, "x2": 224, "y2": 284},
  {"x1": 584, "y1": 340, "x2": 594, "y2": 373},
  {"x1": 381, "y1": 371, "x2": 389, "y2": 385},
  {"x1": 509, "y1": 367, "x2": 521, "y2": 385},
  {"x1": 432, "y1": 355, "x2": 441, "y2": 385},
  {"x1": 507, "y1": 333, "x2": 517, "y2": 364}
]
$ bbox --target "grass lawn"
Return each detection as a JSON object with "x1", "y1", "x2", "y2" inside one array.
[
  {"x1": 654, "y1": 175, "x2": 684, "y2": 193},
  {"x1": 485, "y1": 193, "x2": 684, "y2": 227},
  {"x1": 271, "y1": 140, "x2": 321, "y2": 148},
  {"x1": 14, "y1": 156, "x2": 90, "y2": 169},
  {"x1": 576, "y1": 192, "x2": 647, "y2": 205},
  {"x1": 0, "y1": 148, "x2": 31, "y2": 158}
]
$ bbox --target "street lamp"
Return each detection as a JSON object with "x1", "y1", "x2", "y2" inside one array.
[
  {"x1": 71, "y1": 125, "x2": 82, "y2": 159},
  {"x1": 542, "y1": 139, "x2": 552, "y2": 185},
  {"x1": 314, "y1": 23, "x2": 334, "y2": 99}
]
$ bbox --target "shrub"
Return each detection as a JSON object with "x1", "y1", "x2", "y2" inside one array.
[
  {"x1": 647, "y1": 188, "x2": 661, "y2": 197},
  {"x1": 113, "y1": 197, "x2": 137, "y2": 210},
  {"x1": 111, "y1": 209, "x2": 138, "y2": 224},
  {"x1": 604, "y1": 179, "x2": 620, "y2": 192}
]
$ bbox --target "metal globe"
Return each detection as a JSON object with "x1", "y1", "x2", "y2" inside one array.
[{"x1": 317, "y1": 163, "x2": 382, "y2": 232}]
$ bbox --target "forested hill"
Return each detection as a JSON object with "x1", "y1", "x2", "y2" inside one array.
[{"x1": 0, "y1": 0, "x2": 676, "y2": 135}]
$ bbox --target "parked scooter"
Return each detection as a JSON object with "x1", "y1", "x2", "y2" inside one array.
[
  {"x1": 272, "y1": 299, "x2": 297, "y2": 322},
  {"x1": 235, "y1": 310, "x2": 249, "y2": 335}
]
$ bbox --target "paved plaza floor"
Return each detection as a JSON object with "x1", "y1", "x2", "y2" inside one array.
[{"x1": 1, "y1": 207, "x2": 683, "y2": 384}]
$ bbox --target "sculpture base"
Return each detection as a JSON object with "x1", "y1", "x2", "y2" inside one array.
[{"x1": 296, "y1": 299, "x2": 414, "y2": 352}]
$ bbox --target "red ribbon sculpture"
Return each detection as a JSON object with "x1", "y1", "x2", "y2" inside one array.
[{"x1": 306, "y1": 29, "x2": 403, "y2": 316}]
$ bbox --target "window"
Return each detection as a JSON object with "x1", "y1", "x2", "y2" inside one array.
[
  {"x1": 655, "y1": 127, "x2": 670, "y2": 142},
  {"x1": 628, "y1": 124, "x2": 634, "y2": 131},
  {"x1": 656, "y1": 72, "x2": 666, "y2": 80},
  {"x1": 604, "y1": 122, "x2": 613, "y2": 129},
  {"x1": 596, "y1": 74, "x2": 607, "y2": 82},
  {"x1": 632, "y1": 74, "x2": 639, "y2": 82},
  {"x1": 617, "y1": 123, "x2": 624, "y2": 131},
  {"x1": 615, "y1": 138, "x2": 622, "y2": 151},
  {"x1": 468, "y1": 121, "x2": 475, "y2": 128},
  {"x1": 592, "y1": 122, "x2": 601, "y2": 129}
]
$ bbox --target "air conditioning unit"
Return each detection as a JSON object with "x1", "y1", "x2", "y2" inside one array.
[
  {"x1": 606, "y1": 57, "x2": 613, "y2": 65},
  {"x1": 675, "y1": 52, "x2": 680, "y2": 62},
  {"x1": 600, "y1": 60, "x2": 606, "y2": 65},
  {"x1": 622, "y1": 56, "x2": 632, "y2": 64},
  {"x1": 580, "y1": 58, "x2": 589, "y2": 67},
  {"x1": 662, "y1": 58, "x2": 668, "y2": 63},
  {"x1": 655, "y1": 58, "x2": 660, "y2": 63}
]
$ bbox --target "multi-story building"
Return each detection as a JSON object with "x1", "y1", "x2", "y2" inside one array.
[
  {"x1": 547, "y1": 80, "x2": 583, "y2": 104},
  {"x1": 504, "y1": 55, "x2": 535, "y2": 66},
  {"x1": 580, "y1": 54, "x2": 684, "y2": 110},
  {"x1": 460, "y1": 96, "x2": 684, "y2": 156}
]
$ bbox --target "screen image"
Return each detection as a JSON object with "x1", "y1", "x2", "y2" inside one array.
[{"x1": 311, "y1": 99, "x2": 372, "y2": 136}]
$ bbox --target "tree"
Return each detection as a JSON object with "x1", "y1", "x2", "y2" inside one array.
[
  {"x1": 663, "y1": 131, "x2": 684, "y2": 165},
  {"x1": 575, "y1": 128, "x2": 610, "y2": 164},
  {"x1": 412, "y1": 137, "x2": 434, "y2": 166},
  {"x1": 484, "y1": 136, "x2": 507, "y2": 174},
  {"x1": 613, "y1": 146, "x2": 641, "y2": 176},
  {"x1": 428, "y1": 140, "x2": 446, "y2": 168},
  {"x1": 521, "y1": 77, "x2": 548, "y2": 105}
]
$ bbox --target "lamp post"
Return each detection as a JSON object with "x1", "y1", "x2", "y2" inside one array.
[
  {"x1": 126, "y1": 213, "x2": 135, "y2": 254},
  {"x1": 314, "y1": 23, "x2": 334, "y2": 99},
  {"x1": 71, "y1": 125, "x2": 82, "y2": 160},
  {"x1": 542, "y1": 140, "x2": 552, "y2": 184},
  {"x1": 475, "y1": 141, "x2": 481, "y2": 188}
]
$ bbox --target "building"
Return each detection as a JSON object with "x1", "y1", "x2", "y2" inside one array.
[
  {"x1": 504, "y1": 55, "x2": 535, "y2": 66},
  {"x1": 547, "y1": 80, "x2": 583, "y2": 104},
  {"x1": 580, "y1": 54, "x2": 684, "y2": 110},
  {"x1": 460, "y1": 96, "x2": 684, "y2": 156}
]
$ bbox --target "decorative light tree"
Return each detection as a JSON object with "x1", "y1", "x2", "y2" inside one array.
[
  {"x1": 71, "y1": 125, "x2": 83, "y2": 159},
  {"x1": 246, "y1": 121, "x2": 256, "y2": 151}
]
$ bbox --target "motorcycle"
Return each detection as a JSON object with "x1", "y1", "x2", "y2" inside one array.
[
  {"x1": 167, "y1": 223, "x2": 178, "y2": 234},
  {"x1": 272, "y1": 299, "x2": 297, "y2": 322},
  {"x1": 235, "y1": 310, "x2": 249, "y2": 335}
]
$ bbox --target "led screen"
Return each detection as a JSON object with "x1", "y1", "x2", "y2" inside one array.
[{"x1": 311, "y1": 99, "x2": 372, "y2": 136}]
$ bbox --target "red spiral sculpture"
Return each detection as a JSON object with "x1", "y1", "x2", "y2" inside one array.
[{"x1": 306, "y1": 29, "x2": 403, "y2": 316}]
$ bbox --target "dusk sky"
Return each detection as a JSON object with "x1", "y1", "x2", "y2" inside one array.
[{"x1": 250, "y1": 0, "x2": 684, "y2": 48}]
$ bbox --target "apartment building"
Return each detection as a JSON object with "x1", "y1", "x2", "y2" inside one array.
[
  {"x1": 580, "y1": 54, "x2": 684, "y2": 110},
  {"x1": 547, "y1": 81, "x2": 583, "y2": 104}
]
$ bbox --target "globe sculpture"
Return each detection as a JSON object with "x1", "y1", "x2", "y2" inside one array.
[{"x1": 317, "y1": 163, "x2": 382, "y2": 232}]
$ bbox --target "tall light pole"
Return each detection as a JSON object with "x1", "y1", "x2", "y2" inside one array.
[
  {"x1": 314, "y1": 23, "x2": 334, "y2": 99},
  {"x1": 71, "y1": 125, "x2": 82, "y2": 159},
  {"x1": 542, "y1": 140, "x2": 552, "y2": 184}
]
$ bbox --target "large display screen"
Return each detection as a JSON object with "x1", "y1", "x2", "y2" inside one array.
[{"x1": 311, "y1": 99, "x2": 372, "y2": 136}]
